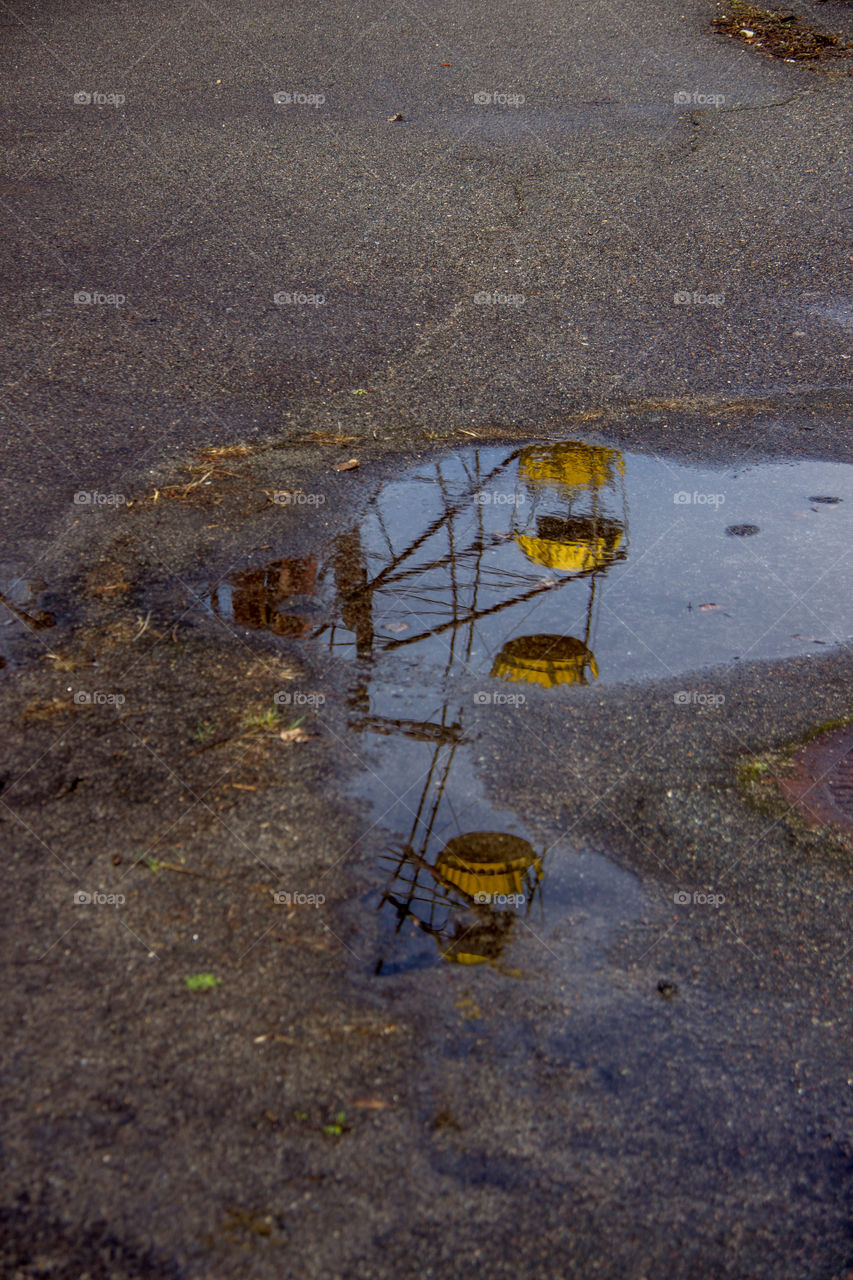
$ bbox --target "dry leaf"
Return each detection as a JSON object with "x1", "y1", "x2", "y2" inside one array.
[
  {"x1": 352, "y1": 1098, "x2": 394, "y2": 1110},
  {"x1": 334, "y1": 459, "x2": 360, "y2": 472},
  {"x1": 280, "y1": 726, "x2": 309, "y2": 743}
]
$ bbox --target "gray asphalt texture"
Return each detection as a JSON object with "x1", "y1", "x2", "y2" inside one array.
[{"x1": 1, "y1": 0, "x2": 852, "y2": 1277}]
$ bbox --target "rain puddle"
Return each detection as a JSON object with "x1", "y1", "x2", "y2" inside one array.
[
  {"x1": 809, "y1": 301, "x2": 853, "y2": 334},
  {"x1": 0, "y1": 569, "x2": 56, "y2": 669},
  {"x1": 198, "y1": 441, "x2": 853, "y2": 974}
]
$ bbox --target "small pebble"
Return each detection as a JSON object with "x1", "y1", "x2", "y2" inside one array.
[{"x1": 726, "y1": 524, "x2": 760, "y2": 537}]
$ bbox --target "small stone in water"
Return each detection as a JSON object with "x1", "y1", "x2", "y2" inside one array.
[{"x1": 725, "y1": 524, "x2": 760, "y2": 537}]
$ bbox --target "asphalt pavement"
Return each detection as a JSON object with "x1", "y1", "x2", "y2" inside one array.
[{"x1": 1, "y1": 0, "x2": 852, "y2": 1277}]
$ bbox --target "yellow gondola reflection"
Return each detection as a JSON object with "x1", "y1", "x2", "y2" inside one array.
[
  {"x1": 518, "y1": 441, "x2": 624, "y2": 494},
  {"x1": 515, "y1": 527, "x2": 621, "y2": 573},
  {"x1": 433, "y1": 832, "x2": 542, "y2": 965},
  {"x1": 497, "y1": 441, "x2": 628, "y2": 685},
  {"x1": 434, "y1": 831, "x2": 542, "y2": 900},
  {"x1": 378, "y1": 829, "x2": 544, "y2": 968},
  {"x1": 514, "y1": 443, "x2": 626, "y2": 576},
  {"x1": 491, "y1": 634, "x2": 598, "y2": 687}
]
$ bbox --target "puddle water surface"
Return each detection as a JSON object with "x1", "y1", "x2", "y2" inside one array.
[
  {"x1": 199, "y1": 442, "x2": 853, "y2": 974},
  {"x1": 0, "y1": 570, "x2": 56, "y2": 668}
]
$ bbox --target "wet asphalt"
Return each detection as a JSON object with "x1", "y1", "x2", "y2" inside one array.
[{"x1": 1, "y1": 0, "x2": 852, "y2": 1277}]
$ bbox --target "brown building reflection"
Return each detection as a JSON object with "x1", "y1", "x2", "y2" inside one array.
[{"x1": 210, "y1": 556, "x2": 318, "y2": 637}]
